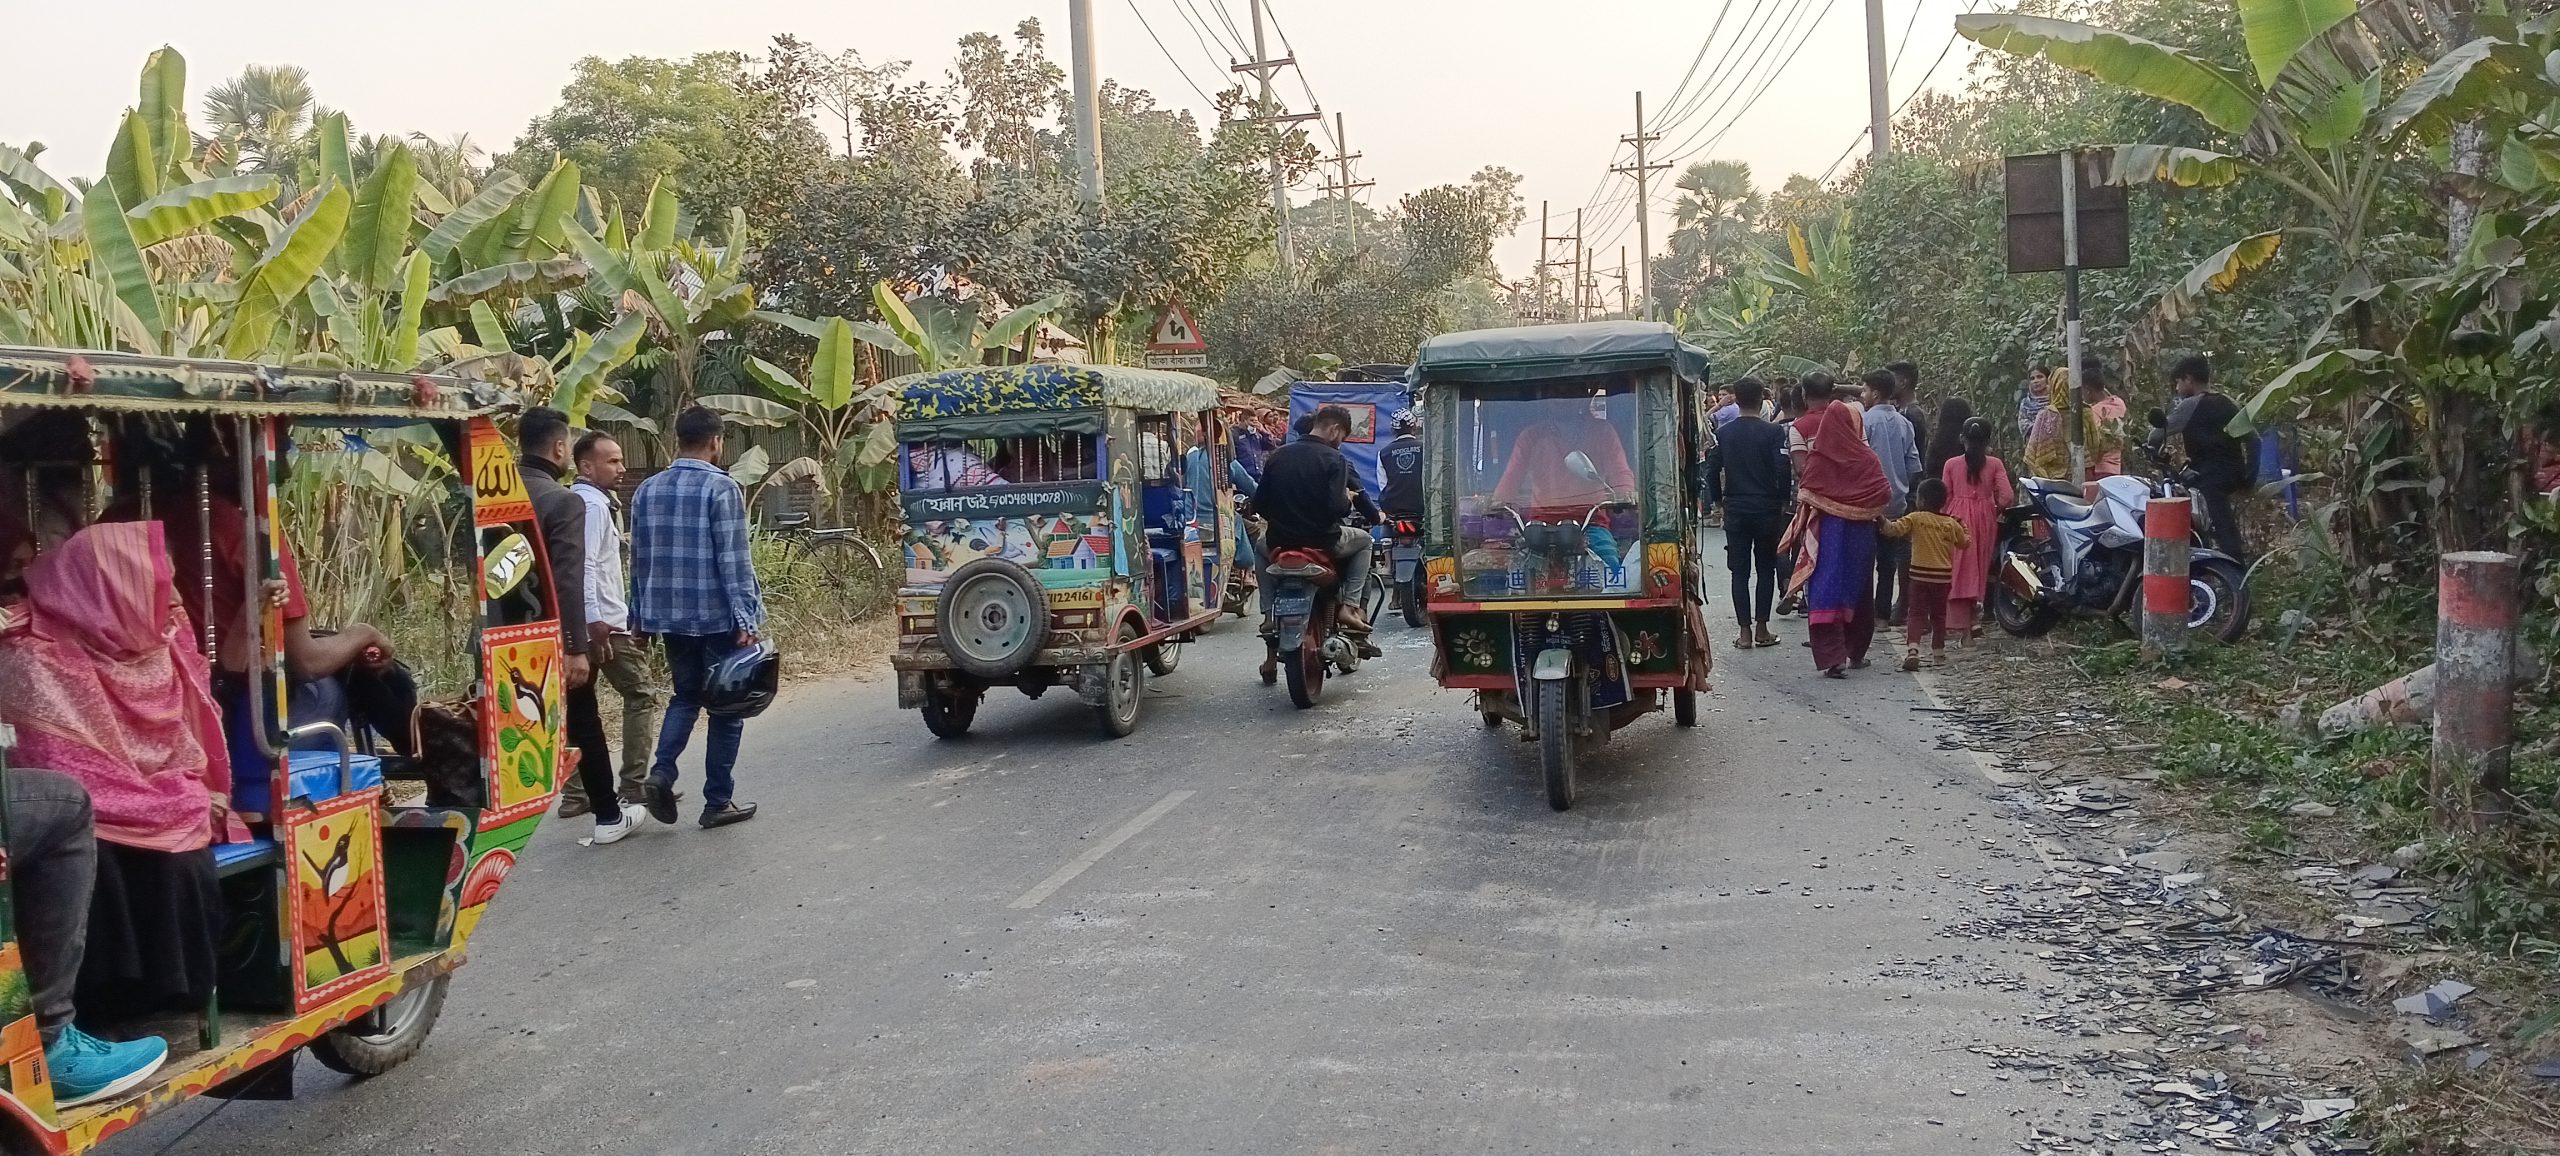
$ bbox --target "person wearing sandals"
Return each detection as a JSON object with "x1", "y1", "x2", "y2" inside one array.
[{"x1": 1700, "y1": 378, "x2": 1790, "y2": 650}]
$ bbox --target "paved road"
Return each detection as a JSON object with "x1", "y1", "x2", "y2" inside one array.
[{"x1": 136, "y1": 559, "x2": 2093, "y2": 1155}]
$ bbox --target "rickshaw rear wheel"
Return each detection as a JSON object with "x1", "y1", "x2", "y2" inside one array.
[
  {"x1": 1537, "y1": 678, "x2": 1576, "y2": 811},
  {"x1": 1143, "y1": 640, "x2": 1182, "y2": 676},
  {"x1": 309, "y1": 975, "x2": 449, "y2": 1077},
  {"x1": 1095, "y1": 625, "x2": 1146, "y2": 738},
  {"x1": 921, "y1": 684, "x2": 979, "y2": 739},
  {"x1": 1673, "y1": 688, "x2": 1699, "y2": 728}
]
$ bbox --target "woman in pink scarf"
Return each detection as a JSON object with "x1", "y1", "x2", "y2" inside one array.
[{"x1": 0, "y1": 521, "x2": 243, "y2": 1019}]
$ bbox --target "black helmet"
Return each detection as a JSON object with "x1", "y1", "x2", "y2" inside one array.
[{"x1": 704, "y1": 639, "x2": 781, "y2": 719}]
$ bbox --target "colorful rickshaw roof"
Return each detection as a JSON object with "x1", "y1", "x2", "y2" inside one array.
[
  {"x1": 0, "y1": 346, "x2": 508, "y2": 420},
  {"x1": 889, "y1": 362, "x2": 1224, "y2": 419},
  {"x1": 1411, "y1": 321, "x2": 1710, "y2": 384}
]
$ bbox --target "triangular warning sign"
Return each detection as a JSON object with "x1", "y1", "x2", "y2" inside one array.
[{"x1": 1146, "y1": 300, "x2": 1207, "y2": 352}]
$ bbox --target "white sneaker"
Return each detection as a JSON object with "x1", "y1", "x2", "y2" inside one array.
[{"x1": 591, "y1": 809, "x2": 644, "y2": 846}]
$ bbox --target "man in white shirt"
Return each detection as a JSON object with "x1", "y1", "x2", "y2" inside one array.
[{"x1": 558, "y1": 431, "x2": 665, "y2": 819}]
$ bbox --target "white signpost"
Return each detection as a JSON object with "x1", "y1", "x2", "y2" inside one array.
[{"x1": 1143, "y1": 300, "x2": 1208, "y2": 369}]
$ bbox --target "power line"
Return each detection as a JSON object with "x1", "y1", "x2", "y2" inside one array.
[
  {"x1": 1821, "y1": 0, "x2": 1983, "y2": 180},
  {"x1": 1657, "y1": 0, "x2": 1839, "y2": 167},
  {"x1": 1125, "y1": 0, "x2": 1221, "y2": 108},
  {"x1": 1206, "y1": 0, "x2": 1253, "y2": 59},
  {"x1": 1649, "y1": 0, "x2": 1744, "y2": 132},
  {"x1": 1175, "y1": 0, "x2": 1243, "y2": 60},
  {"x1": 1886, "y1": 0, "x2": 1928, "y2": 77},
  {"x1": 1261, "y1": 0, "x2": 1342, "y2": 153},
  {"x1": 1649, "y1": 0, "x2": 1795, "y2": 137}
]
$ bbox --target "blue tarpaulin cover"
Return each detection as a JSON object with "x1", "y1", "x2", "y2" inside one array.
[{"x1": 1286, "y1": 383, "x2": 1412, "y2": 501}]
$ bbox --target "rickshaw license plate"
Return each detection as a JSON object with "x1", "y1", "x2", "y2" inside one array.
[{"x1": 1272, "y1": 594, "x2": 1314, "y2": 617}]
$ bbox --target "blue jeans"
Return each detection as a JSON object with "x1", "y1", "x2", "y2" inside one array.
[{"x1": 650, "y1": 633, "x2": 745, "y2": 811}]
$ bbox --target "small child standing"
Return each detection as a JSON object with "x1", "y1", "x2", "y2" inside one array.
[{"x1": 1879, "y1": 478, "x2": 1971, "y2": 671}]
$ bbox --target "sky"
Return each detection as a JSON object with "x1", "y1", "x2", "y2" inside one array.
[{"x1": 13, "y1": 0, "x2": 1987, "y2": 283}]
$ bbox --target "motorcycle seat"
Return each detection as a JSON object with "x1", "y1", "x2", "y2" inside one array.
[
  {"x1": 1268, "y1": 547, "x2": 1339, "y2": 586},
  {"x1": 2041, "y1": 494, "x2": 2093, "y2": 521}
]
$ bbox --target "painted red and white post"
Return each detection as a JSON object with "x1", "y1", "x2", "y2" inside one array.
[
  {"x1": 2434, "y1": 551, "x2": 2520, "y2": 830},
  {"x1": 2140, "y1": 496, "x2": 2191, "y2": 662}
]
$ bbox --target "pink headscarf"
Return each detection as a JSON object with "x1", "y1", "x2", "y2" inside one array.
[{"x1": 0, "y1": 522, "x2": 246, "y2": 851}]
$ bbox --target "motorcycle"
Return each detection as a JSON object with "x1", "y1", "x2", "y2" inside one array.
[
  {"x1": 1264, "y1": 546, "x2": 1364, "y2": 707},
  {"x1": 1384, "y1": 515, "x2": 1427, "y2": 628},
  {"x1": 1990, "y1": 450, "x2": 2251, "y2": 642}
]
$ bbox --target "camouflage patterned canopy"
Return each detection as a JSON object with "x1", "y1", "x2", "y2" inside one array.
[{"x1": 0, "y1": 346, "x2": 504, "y2": 419}]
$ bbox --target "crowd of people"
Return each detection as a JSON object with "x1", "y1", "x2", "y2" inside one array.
[{"x1": 1697, "y1": 354, "x2": 2251, "y2": 677}]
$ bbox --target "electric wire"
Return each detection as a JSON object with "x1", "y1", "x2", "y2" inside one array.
[
  {"x1": 1819, "y1": 0, "x2": 1984, "y2": 181},
  {"x1": 1647, "y1": 0, "x2": 1744, "y2": 133},
  {"x1": 1125, "y1": 0, "x2": 1222, "y2": 109},
  {"x1": 1648, "y1": 0, "x2": 1797, "y2": 137},
  {"x1": 1654, "y1": 0, "x2": 1833, "y2": 167}
]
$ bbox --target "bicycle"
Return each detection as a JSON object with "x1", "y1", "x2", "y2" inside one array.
[{"x1": 770, "y1": 514, "x2": 893, "y2": 613}]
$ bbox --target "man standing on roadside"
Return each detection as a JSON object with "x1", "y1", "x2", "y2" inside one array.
[
  {"x1": 1860, "y1": 370, "x2": 1922, "y2": 627},
  {"x1": 2162, "y1": 355, "x2": 2251, "y2": 562},
  {"x1": 517, "y1": 408, "x2": 634, "y2": 844},
  {"x1": 557, "y1": 430, "x2": 665, "y2": 822},
  {"x1": 630, "y1": 406, "x2": 763, "y2": 830},
  {"x1": 1702, "y1": 377, "x2": 1790, "y2": 649}
]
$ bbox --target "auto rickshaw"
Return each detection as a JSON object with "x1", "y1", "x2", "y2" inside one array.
[
  {"x1": 889, "y1": 363, "x2": 1234, "y2": 739},
  {"x1": 0, "y1": 347, "x2": 562, "y2": 1151},
  {"x1": 1411, "y1": 322, "x2": 1713, "y2": 811}
]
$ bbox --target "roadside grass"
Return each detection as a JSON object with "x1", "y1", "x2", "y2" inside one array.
[{"x1": 1966, "y1": 544, "x2": 2559, "y2": 1152}]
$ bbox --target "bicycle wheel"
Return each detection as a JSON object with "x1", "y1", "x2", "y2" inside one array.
[{"x1": 807, "y1": 533, "x2": 889, "y2": 614}]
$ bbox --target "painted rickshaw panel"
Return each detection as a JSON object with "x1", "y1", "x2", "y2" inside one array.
[{"x1": 0, "y1": 349, "x2": 551, "y2": 1149}]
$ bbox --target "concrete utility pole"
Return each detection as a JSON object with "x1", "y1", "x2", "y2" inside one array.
[
  {"x1": 2060, "y1": 151, "x2": 2087, "y2": 485},
  {"x1": 1067, "y1": 0, "x2": 1105, "y2": 208},
  {"x1": 1318, "y1": 111, "x2": 1374, "y2": 254},
  {"x1": 1864, "y1": 0, "x2": 1892, "y2": 157},
  {"x1": 1234, "y1": 0, "x2": 1319, "y2": 282},
  {"x1": 1536, "y1": 201, "x2": 1552, "y2": 316},
  {"x1": 1556, "y1": 209, "x2": 1576, "y2": 320},
  {"x1": 1611, "y1": 92, "x2": 1669, "y2": 320},
  {"x1": 1618, "y1": 246, "x2": 1630, "y2": 316}
]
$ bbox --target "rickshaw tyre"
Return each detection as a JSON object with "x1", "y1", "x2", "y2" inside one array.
[
  {"x1": 921, "y1": 687, "x2": 978, "y2": 739},
  {"x1": 937, "y1": 559, "x2": 1050, "y2": 679},
  {"x1": 1144, "y1": 641, "x2": 1181, "y2": 676},
  {"x1": 308, "y1": 976, "x2": 449, "y2": 1077},
  {"x1": 1538, "y1": 679, "x2": 1575, "y2": 811},
  {"x1": 1673, "y1": 688, "x2": 1699, "y2": 728},
  {"x1": 1400, "y1": 579, "x2": 1428, "y2": 629},
  {"x1": 1095, "y1": 626, "x2": 1145, "y2": 738}
]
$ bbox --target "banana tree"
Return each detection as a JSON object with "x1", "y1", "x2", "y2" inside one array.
[
  {"x1": 705, "y1": 314, "x2": 903, "y2": 515},
  {"x1": 1955, "y1": 0, "x2": 2454, "y2": 346},
  {"x1": 868, "y1": 280, "x2": 1072, "y2": 372}
]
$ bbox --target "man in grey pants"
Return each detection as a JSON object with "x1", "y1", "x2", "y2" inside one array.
[{"x1": 8, "y1": 766, "x2": 171, "y2": 1104}]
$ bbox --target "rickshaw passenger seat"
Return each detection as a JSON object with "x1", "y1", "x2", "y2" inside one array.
[{"x1": 213, "y1": 751, "x2": 384, "y2": 878}]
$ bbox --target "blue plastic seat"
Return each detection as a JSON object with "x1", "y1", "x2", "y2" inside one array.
[{"x1": 285, "y1": 750, "x2": 385, "y2": 803}]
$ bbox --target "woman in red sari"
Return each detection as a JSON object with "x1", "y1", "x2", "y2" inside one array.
[{"x1": 1779, "y1": 377, "x2": 1891, "y2": 676}]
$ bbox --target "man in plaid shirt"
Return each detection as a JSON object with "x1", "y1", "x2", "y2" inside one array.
[{"x1": 631, "y1": 406, "x2": 765, "y2": 829}]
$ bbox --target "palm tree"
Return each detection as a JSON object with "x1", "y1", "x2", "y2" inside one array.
[
  {"x1": 409, "y1": 132, "x2": 488, "y2": 206},
  {"x1": 199, "y1": 64, "x2": 337, "y2": 177},
  {"x1": 1670, "y1": 159, "x2": 1760, "y2": 282}
]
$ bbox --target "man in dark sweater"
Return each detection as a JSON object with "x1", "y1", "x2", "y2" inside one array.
[
  {"x1": 1700, "y1": 378, "x2": 1791, "y2": 648},
  {"x1": 1256, "y1": 406, "x2": 1375, "y2": 634},
  {"x1": 2163, "y1": 355, "x2": 2251, "y2": 562}
]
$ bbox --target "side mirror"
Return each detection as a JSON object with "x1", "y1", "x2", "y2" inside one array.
[{"x1": 1564, "y1": 451, "x2": 1602, "y2": 483}]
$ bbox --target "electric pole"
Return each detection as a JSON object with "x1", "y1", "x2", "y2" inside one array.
[
  {"x1": 1318, "y1": 111, "x2": 1373, "y2": 254},
  {"x1": 1067, "y1": 0, "x2": 1104, "y2": 208},
  {"x1": 1618, "y1": 247, "x2": 1630, "y2": 316},
  {"x1": 1556, "y1": 209, "x2": 1576, "y2": 320},
  {"x1": 1864, "y1": 0, "x2": 1892, "y2": 157},
  {"x1": 1611, "y1": 92, "x2": 1668, "y2": 320},
  {"x1": 1235, "y1": 0, "x2": 1318, "y2": 282}
]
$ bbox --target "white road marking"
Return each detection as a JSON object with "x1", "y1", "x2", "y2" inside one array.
[{"x1": 1006, "y1": 790, "x2": 1196, "y2": 909}]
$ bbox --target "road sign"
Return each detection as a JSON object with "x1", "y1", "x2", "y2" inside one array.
[
  {"x1": 1146, "y1": 300, "x2": 1207, "y2": 353},
  {"x1": 1143, "y1": 352, "x2": 1209, "y2": 369},
  {"x1": 2003, "y1": 152, "x2": 2129, "y2": 273}
]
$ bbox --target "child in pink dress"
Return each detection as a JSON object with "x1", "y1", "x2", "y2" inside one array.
[{"x1": 1939, "y1": 419, "x2": 2014, "y2": 640}]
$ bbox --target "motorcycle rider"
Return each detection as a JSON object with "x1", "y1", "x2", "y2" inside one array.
[
  {"x1": 1255, "y1": 405, "x2": 1378, "y2": 679},
  {"x1": 1379, "y1": 409, "x2": 1425, "y2": 523}
]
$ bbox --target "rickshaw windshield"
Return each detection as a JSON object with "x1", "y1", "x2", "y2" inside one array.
[{"x1": 1449, "y1": 381, "x2": 1646, "y2": 599}]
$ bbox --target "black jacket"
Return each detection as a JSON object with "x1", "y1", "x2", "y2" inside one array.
[
  {"x1": 2169, "y1": 391, "x2": 2251, "y2": 491},
  {"x1": 1379, "y1": 434, "x2": 1423, "y2": 518},
  {"x1": 1700, "y1": 416, "x2": 1791, "y2": 516},
  {"x1": 518, "y1": 454, "x2": 590, "y2": 654},
  {"x1": 1259, "y1": 439, "x2": 1354, "y2": 551}
]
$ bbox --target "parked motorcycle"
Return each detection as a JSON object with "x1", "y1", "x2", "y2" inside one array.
[
  {"x1": 1989, "y1": 462, "x2": 2251, "y2": 643},
  {"x1": 1264, "y1": 546, "x2": 1364, "y2": 707}
]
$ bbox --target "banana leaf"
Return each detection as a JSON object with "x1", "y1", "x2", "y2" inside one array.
[{"x1": 124, "y1": 174, "x2": 280, "y2": 248}]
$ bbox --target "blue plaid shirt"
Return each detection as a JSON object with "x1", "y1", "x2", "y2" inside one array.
[{"x1": 629, "y1": 458, "x2": 765, "y2": 637}]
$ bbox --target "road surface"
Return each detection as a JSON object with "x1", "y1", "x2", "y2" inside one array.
[{"x1": 135, "y1": 574, "x2": 2095, "y2": 1155}]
